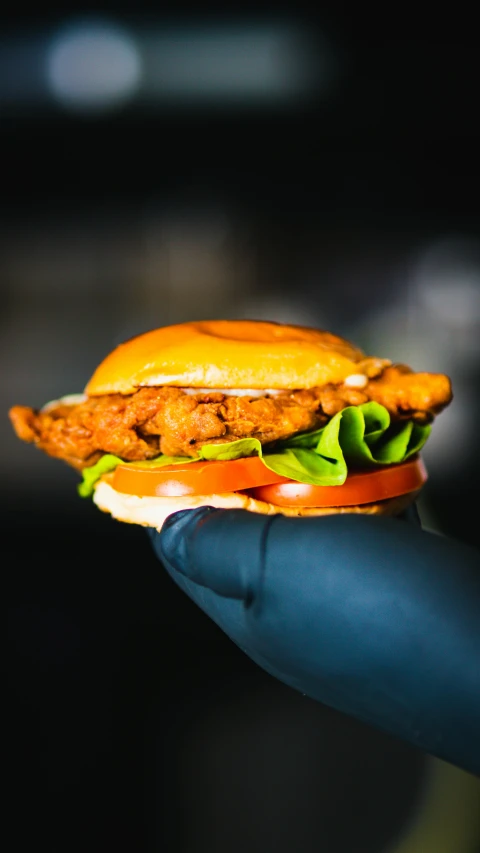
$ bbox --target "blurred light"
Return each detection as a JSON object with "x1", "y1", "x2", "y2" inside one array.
[
  {"x1": 46, "y1": 20, "x2": 142, "y2": 111},
  {"x1": 0, "y1": 18, "x2": 332, "y2": 113},
  {"x1": 141, "y1": 24, "x2": 328, "y2": 103}
]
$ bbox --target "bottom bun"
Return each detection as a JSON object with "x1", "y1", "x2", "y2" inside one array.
[{"x1": 93, "y1": 475, "x2": 419, "y2": 531}]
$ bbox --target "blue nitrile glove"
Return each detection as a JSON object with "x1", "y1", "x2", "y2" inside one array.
[{"x1": 148, "y1": 506, "x2": 480, "y2": 777}]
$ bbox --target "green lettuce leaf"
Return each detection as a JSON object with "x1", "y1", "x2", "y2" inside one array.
[
  {"x1": 78, "y1": 402, "x2": 431, "y2": 497},
  {"x1": 199, "y1": 438, "x2": 262, "y2": 462},
  {"x1": 78, "y1": 454, "x2": 122, "y2": 498},
  {"x1": 199, "y1": 436, "x2": 345, "y2": 485},
  {"x1": 333, "y1": 402, "x2": 431, "y2": 466},
  {"x1": 260, "y1": 401, "x2": 430, "y2": 485}
]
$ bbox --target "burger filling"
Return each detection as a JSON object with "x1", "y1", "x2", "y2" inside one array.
[{"x1": 9, "y1": 364, "x2": 451, "y2": 472}]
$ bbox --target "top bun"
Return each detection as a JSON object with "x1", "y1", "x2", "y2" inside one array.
[{"x1": 85, "y1": 319, "x2": 371, "y2": 396}]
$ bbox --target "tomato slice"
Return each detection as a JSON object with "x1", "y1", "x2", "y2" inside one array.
[
  {"x1": 251, "y1": 457, "x2": 427, "y2": 507},
  {"x1": 112, "y1": 454, "x2": 290, "y2": 497},
  {"x1": 112, "y1": 453, "x2": 427, "y2": 505}
]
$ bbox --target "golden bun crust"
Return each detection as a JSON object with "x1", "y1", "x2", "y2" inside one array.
[
  {"x1": 85, "y1": 319, "x2": 369, "y2": 395},
  {"x1": 93, "y1": 476, "x2": 418, "y2": 531}
]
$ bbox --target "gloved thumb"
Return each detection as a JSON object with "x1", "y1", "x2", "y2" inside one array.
[{"x1": 150, "y1": 506, "x2": 276, "y2": 600}]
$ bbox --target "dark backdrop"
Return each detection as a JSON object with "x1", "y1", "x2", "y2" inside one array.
[{"x1": 4, "y1": 4, "x2": 480, "y2": 852}]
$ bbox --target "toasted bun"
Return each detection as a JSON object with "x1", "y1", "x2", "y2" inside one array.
[
  {"x1": 93, "y1": 476, "x2": 419, "y2": 531},
  {"x1": 85, "y1": 319, "x2": 373, "y2": 395}
]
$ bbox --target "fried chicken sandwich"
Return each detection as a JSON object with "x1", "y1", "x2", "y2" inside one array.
[{"x1": 9, "y1": 319, "x2": 452, "y2": 529}]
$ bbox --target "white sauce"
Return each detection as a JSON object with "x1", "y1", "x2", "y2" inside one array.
[
  {"x1": 343, "y1": 374, "x2": 368, "y2": 389},
  {"x1": 180, "y1": 387, "x2": 286, "y2": 397},
  {"x1": 41, "y1": 378, "x2": 371, "y2": 414}
]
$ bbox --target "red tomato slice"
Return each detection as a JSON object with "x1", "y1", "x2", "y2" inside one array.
[
  {"x1": 251, "y1": 457, "x2": 428, "y2": 507},
  {"x1": 112, "y1": 455, "x2": 290, "y2": 497},
  {"x1": 112, "y1": 454, "x2": 427, "y2": 504}
]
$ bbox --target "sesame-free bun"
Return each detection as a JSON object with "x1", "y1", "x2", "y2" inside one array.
[
  {"x1": 93, "y1": 474, "x2": 418, "y2": 530},
  {"x1": 85, "y1": 319, "x2": 371, "y2": 395}
]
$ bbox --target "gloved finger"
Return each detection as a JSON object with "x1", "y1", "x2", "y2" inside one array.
[
  {"x1": 150, "y1": 501, "x2": 423, "y2": 600},
  {"x1": 149, "y1": 512, "x2": 326, "y2": 692},
  {"x1": 149, "y1": 517, "x2": 270, "y2": 656},
  {"x1": 149, "y1": 506, "x2": 277, "y2": 601},
  {"x1": 160, "y1": 553, "x2": 253, "y2": 640}
]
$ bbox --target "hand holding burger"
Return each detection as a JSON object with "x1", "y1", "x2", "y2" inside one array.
[{"x1": 9, "y1": 319, "x2": 480, "y2": 775}]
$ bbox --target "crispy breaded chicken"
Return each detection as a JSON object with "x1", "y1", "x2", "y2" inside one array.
[
  {"x1": 9, "y1": 366, "x2": 452, "y2": 471},
  {"x1": 366, "y1": 365, "x2": 453, "y2": 421}
]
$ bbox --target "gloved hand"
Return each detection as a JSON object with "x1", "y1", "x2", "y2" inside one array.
[{"x1": 148, "y1": 506, "x2": 480, "y2": 777}]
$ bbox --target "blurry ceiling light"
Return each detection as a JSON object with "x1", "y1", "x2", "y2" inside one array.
[
  {"x1": 140, "y1": 24, "x2": 328, "y2": 103},
  {"x1": 1, "y1": 18, "x2": 330, "y2": 112},
  {"x1": 46, "y1": 19, "x2": 142, "y2": 112}
]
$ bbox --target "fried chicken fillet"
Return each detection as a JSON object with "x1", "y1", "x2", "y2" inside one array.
[{"x1": 9, "y1": 364, "x2": 452, "y2": 472}]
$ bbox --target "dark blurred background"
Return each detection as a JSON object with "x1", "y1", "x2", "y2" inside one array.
[{"x1": 4, "y1": 3, "x2": 480, "y2": 852}]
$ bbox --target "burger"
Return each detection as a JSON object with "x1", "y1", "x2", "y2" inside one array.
[{"x1": 9, "y1": 319, "x2": 452, "y2": 529}]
